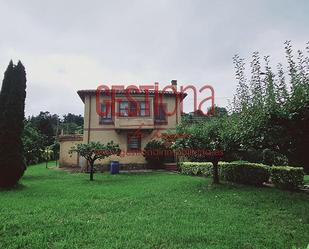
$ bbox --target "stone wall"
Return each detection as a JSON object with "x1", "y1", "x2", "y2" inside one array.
[{"x1": 59, "y1": 135, "x2": 83, "y2": 167}]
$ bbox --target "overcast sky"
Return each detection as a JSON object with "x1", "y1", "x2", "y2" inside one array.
[{"x1": 0, "y1": 0, "x2": 308, "y2": 117}]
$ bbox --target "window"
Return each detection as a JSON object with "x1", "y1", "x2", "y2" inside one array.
[
  {"x1": 127, "y1": 134, "x2": 141, "y2": 151},
  {"x1": 129, "y1": 102, "x2": 138, "y2": 116},
  {"x1": 119, "y1": 101, "x2": 129, "y2": 117},
  {"x1": 118, "y1": 101, "x2": 150, "y2": 117},
  {"x1": 100, "y1": 103, "x2": 113, "y2": 124},
  {"x1": 139, "y1": 101, "x2": 150, "y2": 117},
  {"x1": 155, "y1": 103, "x2": 167, "y2": 124}
]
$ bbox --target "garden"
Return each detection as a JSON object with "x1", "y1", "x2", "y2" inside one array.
[{"x1": 0, "y1": 162, "x2": 308, "y2": 249}]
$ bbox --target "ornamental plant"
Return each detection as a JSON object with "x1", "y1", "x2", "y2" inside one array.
[{"x1": 70, "y1": 141, "x2": 121, "y2": 181}]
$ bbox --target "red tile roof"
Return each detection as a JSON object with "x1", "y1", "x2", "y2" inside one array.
[{"x1": 77, "y1": 89, "x2": 187, "y2": 102}]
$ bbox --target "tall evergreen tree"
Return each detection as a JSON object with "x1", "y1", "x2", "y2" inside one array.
[{"x1": 0, "y1": 61, "x2": 27, "y2": 188}]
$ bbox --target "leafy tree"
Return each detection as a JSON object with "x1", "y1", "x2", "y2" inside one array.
[
  {"x1": 22, "y1": 121, "x2": 45, "y2": 165},
  {"x1": 29, "y1": 111, "x2": 58, "y2": 146},
  {"x1": 275, "y1": 63, "x2": 289, "y2": 106},
  {"x1": 70, "y1": 141, "x2": 121, "y2": 181},
  {"x1": 28, "y1": 112, "x2": 84, "y2": 146},
  {"x1": 250, "y1": 51, "x2": 263, "y2": 106},
  {"x1": 61, "y1": 113, "x2": 84, "y2": 135},
  {"x1": 233, "y1": 55, "x2": 249, "y2": 112},
  {"x1": 174, "y1": 118, "x2": 229, "y2": 184},
  {"x1": 0, "y1": 61, "x2": 27, "y2": 188},
  {"x1": 50, "y1": 141, "x2": 60, "y2": 165},
  {"x1": 207, "y1": 106, "x2": 228, "y2": 117},
  {"x1": 284, "y1": 40, "x2": 298, "y2": 91},
  {"x1": 230, "y1": 41, "x2": 309, "y2": 173},
  {"x1": 63, "y1": 113, "x2": 84, "y2": 126},
  {"x1": 60, "y1": 122, "x2": 82, "y2": 135},
  {"x1": 179, "y1": 42, "x2": 309, "y2": 175},
  {"x1": 264, "y1": 56, "x2": 277, "y2": 112},
  {"x1": 23, "y1": 112, "x2": 83, "y2": 166}
]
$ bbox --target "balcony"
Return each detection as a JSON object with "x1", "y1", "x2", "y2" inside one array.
[{"x1": 114, "y1": 116, "x2": 154, "y2": 130}]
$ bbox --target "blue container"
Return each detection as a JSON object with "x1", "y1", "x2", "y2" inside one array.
[{"x1": 110, "y1": 161, "x2": 120, "y2": 174}]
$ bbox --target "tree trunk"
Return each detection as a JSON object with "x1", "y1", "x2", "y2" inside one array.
[
  {"x1": 212, "y1": 160, "x2": 219, "y2": 184},
  {"x1": 90, "y1": 162, "x2": 94, "y2": 181}
]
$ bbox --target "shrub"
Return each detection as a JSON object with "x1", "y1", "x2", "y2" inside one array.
[
  {"x1": 180, "y1": 162, "x2": 213, "y2": 177},
  {"x1": 180, "y1": 161, "x2": 270, "y2": 185},
  {"x1": 262, "y1": 148, "x2": 275, "y2": 166},
  {"x1": 262, "y1": 149, "x2": 289, "y2": 166},
  {"x1": 143, "y1": 140, "x2": 174, "y2": 168},
  {"x1": 235, "y1": 149, "x2": 264, "y2": 164},
  {"x1": 270, "y1": 166, "x2": 304, "y2": 190},
  {"x1": 273, "y1": 153, "x2": 289, "y2": 166},
  {"x1": 70, "y1": 141, "x2": 120, "y2": 181},
  {"x1": 230, "y1": 160, "x2": 250, "y2": 164},
  {"x1": 220, "y1": 162, "x2": 270, "y2": 186}
]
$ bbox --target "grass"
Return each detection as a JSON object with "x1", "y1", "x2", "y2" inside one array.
[{"x1": 0, "y1": 163, "x2": 308, "y2": 249}]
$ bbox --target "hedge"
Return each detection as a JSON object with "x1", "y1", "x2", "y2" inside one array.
[
  {"x1": 270, "y1": 166, "x2": 304, "y2": 190},
  {"x1": 180, "y1": 162, "x2": 213, "y2": 177},
  {"x1": 180, "y1": 161, "x2": 305, "y2": 190},
  {"x1": 180, "y1": 161, "x2": 270, "y2": 186},
  {"x1": 220, "y1": 162, "x2": 270, "y2": 186}
]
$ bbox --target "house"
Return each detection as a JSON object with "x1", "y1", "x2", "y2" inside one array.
[{"x1": 59, "y1": 80, "x2": 186, "y2": 169}]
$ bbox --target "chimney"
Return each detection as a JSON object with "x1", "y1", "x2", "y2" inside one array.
[
  {"x1": 154, "y1": 82, "x2": 159, "y2": 91},
  {"x1": 171, "y1": 80, "x2": 177, "y2": 91}
]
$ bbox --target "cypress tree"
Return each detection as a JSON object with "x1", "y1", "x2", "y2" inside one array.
[{"x1": 0, "y1": 61, "x2": 27, "y2": 188}]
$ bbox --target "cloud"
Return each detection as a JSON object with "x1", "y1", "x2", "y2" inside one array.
[{"x1": 0, "y1": 0, "x2": 308, "y2": 116}]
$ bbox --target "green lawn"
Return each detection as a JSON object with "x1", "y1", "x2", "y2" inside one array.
[{"x1": 0, "y1": 163, "x2": 308, "y2": 249}]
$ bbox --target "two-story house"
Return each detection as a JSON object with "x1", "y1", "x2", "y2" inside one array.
[{"x1": 59, "y1": 80, "x2": 186, "y2": 169}]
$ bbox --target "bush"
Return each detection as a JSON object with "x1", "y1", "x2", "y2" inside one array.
[
  {"x1": 262, "y1": 149, "x2": 289, "y2": 166},
  {"x1": 180, "y1": 162, "x2": 213, "y2": 177},
  {"x1": 180, "y1": 161, "x2": 305, "y2": 190},
  {"x1": 270, "y1": 166, "x2": 304, "y2": 190},
  {"x1": 273, "y1": 152, "x2": 289, "y2": 166},
  {"x1": 230, "y1": 160, "x2": 250, "y2": 164},
  {"x1": 180, "y1": 161, "x2": 270, "y2": 185},
  {"x1": 143, "y1": 140, "x2": 174, "y2": 168},
  {"x1": 235, "y1": 149, "x2": 264, "y2": 164},
  {"x1": 262, "y1": 148, "x2": 275, "y2": 166},
  {"x1": 220, "y1": 162, "x2": 270, "y2": 186}
]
